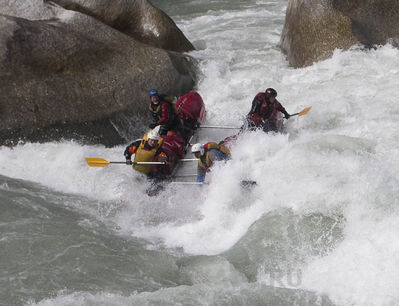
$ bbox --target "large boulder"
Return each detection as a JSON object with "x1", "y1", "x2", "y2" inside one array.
[
  {"x1": 280, "y1": 0, "x2": 399, "y2": 68},
  {"x1": 333, "y1": 0, "x2": 399, "y2": 47},
  {"x1": 280, "y1": 0, "x2": 358, "y2": 68},
  {"x1": 50, "y1": 0, "x2": 194, "y2": 52},
  {"x1": 0, "y1": 1, "x2": 196, "y2": 146}
]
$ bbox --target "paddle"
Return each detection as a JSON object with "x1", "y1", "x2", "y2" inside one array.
[
  {"x1": 171, "y1": 179, "x2": 257, "y2": 187},
  {"x1": 290, "y1": 106, "x2": 312, "y2": 117},
  {"x1": 170, "y1": 181, "x2": 205, "y2": 185},
  {"x1": 199, "y1": 125, "x2": 241, "y2": 129},
  {"x1": 198, "y1": 107, "x2": 311, "y2": 130},
  {"x1": 85, "y1": 157, "x2": 166, "y2": 167}
]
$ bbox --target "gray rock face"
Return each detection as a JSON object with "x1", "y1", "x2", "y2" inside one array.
[
  {"x1": 51, "y1": 0, "x2": 194, "y2": 52},
  {"x1": 280, "y1": 0, "x2": 358, "y2": 68},
  {"x1": 333, "y1": 0, "x2": 399, "y2": 47},
  {"x1": 280, "y1": 0, "x2": 399, "y2": 68},
  {"x1": 0, "y1": 1, "x2": 196, "y2": 146}
]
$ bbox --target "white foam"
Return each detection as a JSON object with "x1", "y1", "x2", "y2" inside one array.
[
  {"x1": 3, "y1": 1, "x2": 399, "y2": 304},
  {"x1": 0, "y1": 142, "x2": 145, "y2": 201}
]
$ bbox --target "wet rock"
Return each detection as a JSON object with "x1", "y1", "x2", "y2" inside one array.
[
  {"x1": 51, "y1": 0, "x2": 194, "y2": 52},
  {"x1": 280, "y1": 0, "x2": 399, "y2": 68},
  {"x1": 0, "y1": 1, "x2": 196, "y2": 146},
  {"x1": 280, "y1": 0, "x2": 358, "y2": 68},
  {"x1": 333, "y1": 0, "x2": 399, "y2": 47}
]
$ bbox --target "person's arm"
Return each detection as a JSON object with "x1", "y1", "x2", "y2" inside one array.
[
  {"x1": 124, "y1": 139, "x2": 141, "y2": 162},
  {"x1": 248, "y1": 97, "x2": 260, "y2": 115},
  {"x1": 154, "y1": 151, "x2": 168, "y2": 163},
  {"x1": 157, "y1": 102, "x2": 171, "y2": 125},
  {"x1": 276, "y1": 100, "x2": 290, "y2": 119}
]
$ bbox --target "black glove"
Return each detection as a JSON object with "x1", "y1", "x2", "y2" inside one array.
[
  {"x1": 284, "y1": 113, "x2": 291, "y2": 119},
  {"x1": 159, "y1": 156, "x2": 168, "y2": 163},
  {"x1": 126, "y1": 159, "x2": 133, "y2": 165},
  {"x1": 149, "y1": 123, "x2": 157, "y2": 129}
]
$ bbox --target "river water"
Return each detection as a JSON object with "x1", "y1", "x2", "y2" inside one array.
[{"x1": 1, "y1": 0, "x2": 399, "y2": 305}]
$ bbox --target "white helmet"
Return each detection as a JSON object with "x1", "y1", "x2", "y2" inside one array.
[
  {"x1": 191, "y1": 143, "x2": 204, "y2": 155},
  {"x1": 148, "y1": 126, "x2": 161, "y2": 141}
]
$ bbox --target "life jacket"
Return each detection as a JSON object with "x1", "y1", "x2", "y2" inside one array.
[
  {"x1": 198, "y1": 142, "x2": 231, "y2": 170},
  {"x1": 251, "y1": 92, "x2": 285, "y2": 123},
  {"x1": 133, "y1": 134, "x2": 164, "y2": 174},
  {"x1": 248, "y1": 113, "x2": 263, "y2": 126},
  {"x1": 253, "y1": 92, "x2": 273, "y2": 118}
]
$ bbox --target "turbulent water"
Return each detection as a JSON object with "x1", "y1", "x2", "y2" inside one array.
[{"x1": 2, "y1": 0, "x2": 399, "y2": 305}]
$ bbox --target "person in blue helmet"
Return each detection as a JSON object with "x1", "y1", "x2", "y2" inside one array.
[{"x1": 148, "y1": 89, "x2": 181, "y2": 135}]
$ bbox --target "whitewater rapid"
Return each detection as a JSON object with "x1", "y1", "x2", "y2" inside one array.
[{"x1": 2, "y1": 0, "x2": 399, "y2": 305}]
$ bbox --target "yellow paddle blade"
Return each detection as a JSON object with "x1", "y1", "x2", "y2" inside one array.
[
  {"x1": 298, "y1": 106, "x2": 312, "y2": 116},
  {"x1": 85, "y1": 157, "x2": 110, "y2": 167}
]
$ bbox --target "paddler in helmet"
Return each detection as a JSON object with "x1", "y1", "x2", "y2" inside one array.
[
  {"x1": 191, "y1": 142, "x2": 231, "y2": 183},
  {"x1": 246, "y1": 88, "x2": 291, "y2": 132},
  {"x1": 123, "y1": 125, "x2": 168, "y2": 177},
  {"x1": 148, "y1": 89, "x2": 181, "y2": 136}
]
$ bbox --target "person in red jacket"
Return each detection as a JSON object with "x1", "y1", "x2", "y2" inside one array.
[
  {"x1": 246, "y1": 88, "x2": 291, "y2": 132},
  {"x1": 148, "y1": 89, "x2": 181, "y2": 135}
]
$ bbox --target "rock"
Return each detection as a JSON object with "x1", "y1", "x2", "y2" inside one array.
[
  {"x1": 0, "y1": 1, "x2": 196, "y2": 146},
  {"x1": 51, "y1": 0, "x2": 194, "y2": 52},
  {"x1": 333, "y1": 0, "x2": 399, "y2": 47},
  {"x1": 280, "y1": 0, "x2": 358, "y2": 68},
  {"x1": 280, "y1": 0, "x2": 399, "y2": 68}
]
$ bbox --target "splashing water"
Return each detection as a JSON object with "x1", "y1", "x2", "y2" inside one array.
[{"x1": 2, "y1": 0, "x2": 399, "y2": 305}]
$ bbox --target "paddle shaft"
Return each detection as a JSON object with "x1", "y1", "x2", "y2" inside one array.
[
  {"x1": 199, "y1": 125, "x2": 241, "y2": 129},
  {"x1": 98, "y1": 160, "x2": 166, "y2": 165},
  {"x1": 171, "y1": 180, "x2": 257, "y2": 186},
  {"x1": 85, "y1": 157, "x2": 166, "y2": 167},
  {"x1": 171, "y1": 182, "x2": 205, "y2": 185},
  {"x1": 199, "y1": 107, "x2": 310, "y2": 128},
  {"x1": 125, "y1": 161, "x2": 165, "y2": 165}
]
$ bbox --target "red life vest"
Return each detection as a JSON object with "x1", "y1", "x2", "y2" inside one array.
[
  {"x1": 254, "y1": 92, "x2": 273, "y2": 118},
  {"x1": 251, "y1": 92, "x2": 284, "y2": 122}
]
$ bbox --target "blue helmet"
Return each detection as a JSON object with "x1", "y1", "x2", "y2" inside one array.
[{"x1": 148, "y1": 89, "x2": 159, "y2": 97}]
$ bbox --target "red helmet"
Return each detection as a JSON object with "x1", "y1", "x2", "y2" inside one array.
[{"x1": 265, "y1": 88, "x2": 277, "y2": 97}]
